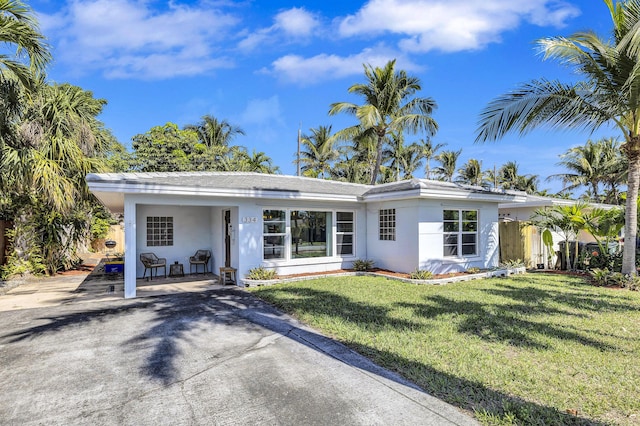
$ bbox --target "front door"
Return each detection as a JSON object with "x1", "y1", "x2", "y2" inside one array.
[{"x1": 224, "y1": 210, "x2": 231, "y2": 267}]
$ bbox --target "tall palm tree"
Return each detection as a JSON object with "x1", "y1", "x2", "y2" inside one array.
[
  {"x1": 330, "y1": 131, "x2": 377, "y2": 183},
  {"x1": 299, "y1": 125, "x2": 339, "y2": 178},
  {"x1": 498, "y1": 161, "x2": 521, "y2": 190},
  {"x1": 550, "y1": 138, "x2": 626, "y2": 203},
  {"x1": 329, "y1": 59, "x2": 438, "y2": 185},
  {"x1": 433, "y1": 149, "x2": 462, "y2": 182},
  {"x1": 382, "y1": 136, "x2": 424, "y2": 181},
  {"x1": 184, "y1": 114, "x2": 245, "y2": 149},
  {"x1": 417, "y1": 138, "x2": 446, "y2": 180},
  {"x1": 0, "y1": 0, "x2": 51, "y2": 88},
  {"x1": 456, "y1": 158, "x2": 485, "y2": 186},
  {"x1": 400, "y1": 142, "x2": 424, "y2": 180},
  {"x1": 477, "y1": 0, "x2": 640, "y2": 274}
]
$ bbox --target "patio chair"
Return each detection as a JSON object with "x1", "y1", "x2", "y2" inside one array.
[
  {"x1": 189, "y1": 249, "x2": 212, "y2": 274},
  {"x1": 140, "y1": 252, "x2": 167, "y2": 280}
]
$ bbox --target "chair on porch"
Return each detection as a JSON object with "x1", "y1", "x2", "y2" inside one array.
[
  {"x1": 189, "y1": 249, "x2": 212, "y2": 274},
  {"x1": 140, "y1": 252, "x2": 167, "y2": 280}
]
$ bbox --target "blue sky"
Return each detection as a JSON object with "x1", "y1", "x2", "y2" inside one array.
[{"x1": 32, "y1": 0, "x2": 616, "y2": 192}]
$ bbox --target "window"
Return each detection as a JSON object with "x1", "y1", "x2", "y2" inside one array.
[
  {"x1": 263, "y1": 210, "x2": 286, "y2": 259},
  {"x1": 290, "y1": 211, "x2": 332, "y2": 258},
  {"x1": 336, "y1": 212, "x2": 354, "y2": 255},
  {"x1": 379, "y1": 208, "x2": 396, "y2": 241},
  {"x1": 146, "y1": 216, "x2": 173, "y2": 246},
  {"x1": 262, "y1": 209, "x2": 355, "y2": 260},
  {"x1": 443, "y1": 210, "x2": 478, "y2": 257}
]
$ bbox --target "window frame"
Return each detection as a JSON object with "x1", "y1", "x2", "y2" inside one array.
[
  {"x1": 379, "y1": 208, "x2": 396, "y2": 241},
  {"x1": 263, "y1": 209, "x2": 287, "y2": 260},
  {"x1": 443, "y1": 209, "x2": 478, "y2": 258},
  {"x1": 262, "y1": 209, "x2": 356, "y2": 261},
  {"x1": 336, "y1": 211, "x2": 354, "y2": 256},
  {"x1": 146, "y1": 216, "x2": 174, "y2": 247}
]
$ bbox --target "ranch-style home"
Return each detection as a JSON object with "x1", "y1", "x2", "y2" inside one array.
[{"x1": 87, "y1": 172, "x2": 526, "y2": 298}]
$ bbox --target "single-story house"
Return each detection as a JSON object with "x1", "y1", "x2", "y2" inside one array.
[{"x1": 87, "y1": 172, "x2": 526, "y2": 298}]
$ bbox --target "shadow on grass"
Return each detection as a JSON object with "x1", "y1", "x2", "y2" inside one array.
[{"x1": 250, "y1": 287, "x2": 605, "y2": 425}]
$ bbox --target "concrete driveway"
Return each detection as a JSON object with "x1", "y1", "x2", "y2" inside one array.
[{"x1": 0, "y1": 285, "x2": 477, "y2": 425}]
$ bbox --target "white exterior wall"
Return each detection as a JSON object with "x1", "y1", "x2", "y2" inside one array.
[
  {"x1": 136, "y1": 204, "x2": 213, "y2": 273},
  {"x1": 366, "y1": 200, "x2": 420, "y2": 273},
  {"x1": 365, "y1": 200, "x2": 501, "y2": 274},
  {"x1": 416, "y1": 200, "x2": 499, "y2": 273},
  {"x1": 123, "y1": 194, "x2": 365, "y2": 293}
]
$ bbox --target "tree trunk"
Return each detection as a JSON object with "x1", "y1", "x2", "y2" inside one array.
[
  {"x1": 622, "y1": 149, "x2": 640, "y2": 275},
  {"x1": 370, "y1": 134, "x2": 384, "y2": 185}
]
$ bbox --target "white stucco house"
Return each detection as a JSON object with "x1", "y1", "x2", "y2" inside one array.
[{"x1": 87, "y1": 172, "x2": 526, "y2": 298}]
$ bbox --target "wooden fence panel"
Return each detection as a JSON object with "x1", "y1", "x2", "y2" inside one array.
[
  {"x1": 0, "y1": 220, "x2": 12, "y2": 266},
  {"x1": 499, "y1": 221, "x2": 525, "y2": 264}
]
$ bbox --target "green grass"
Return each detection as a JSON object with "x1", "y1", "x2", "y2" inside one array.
[{"x1": 248, "y1": 274, "x2": 640, "y2": 425}]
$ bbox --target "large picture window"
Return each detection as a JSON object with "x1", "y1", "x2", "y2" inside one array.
[
  {"x1": 443, "y1": 210, "x2": 478, "y2": 257},
  {"x1": 379, "y1": 208, "x2": 396, "y2": 241},
  {"x1": 262, "y1": 209, "x2": 355, "y2": 261},
  {"x1": 263, "y1": 210, "x2": 286, "y2": 259},
  {"x1": 146, "y1": 216, "x2": 173, "y2": 246},
  {"x1": 290, "y1": 211, "x2": 332, "y2": 259}
]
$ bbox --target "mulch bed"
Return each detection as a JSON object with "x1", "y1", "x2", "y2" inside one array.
[{"x1": 56, "y1": 263, "x2": 97, "y2": 276}]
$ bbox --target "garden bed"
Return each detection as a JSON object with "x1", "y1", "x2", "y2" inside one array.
[{"x1": 243, "y1": 267, "x2": 526, "y2": 287}]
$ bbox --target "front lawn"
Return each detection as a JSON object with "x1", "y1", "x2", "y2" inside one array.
[{"x1": 249, "y1": 274, "x2": 640, "y2": 425}]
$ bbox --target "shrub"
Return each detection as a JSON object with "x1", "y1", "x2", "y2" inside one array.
[
  {"x1": 500, "y1": 259, "x2": 526, "y2": 268},
  {"x1": 409, "y1": 269, "x2": 434, "y2": 280},
  {"x1": 246, "y1": 266, "x2": 277, "y2": 280},
  {"x1": 467, "y1": 267, "x2": 481, "y2": 274},
  {"x1": 352, "y1": 259, "x2": 375, "y2": 271},
  {"x1": 589, "y1": 268, "x2": 610, "y2": 286}
]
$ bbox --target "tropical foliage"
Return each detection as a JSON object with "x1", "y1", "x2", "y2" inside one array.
[
  {"x1": 329, "y1": 59, "x2": 438, "y2": 184},
  {"x1": 476, "y1": 0, "x2": 640, "y2": 274}
]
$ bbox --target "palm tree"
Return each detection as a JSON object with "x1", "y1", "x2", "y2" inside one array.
[
  {"x1": 477, "y1": 0, "x2": 640, "y2": 275},
  {"x1": 456, "y1": 159, "x2": 485, "y2": 186},
  {"x1": 229, "y1": 149, "x2": 279, "y2": 173},
  {"x1": 2, "y1": 82, "x2": 111, "y2": 274},
  {"x1": 0, "y1": 0, "x2": 51, "y2": 88},
  {"x1": 433, "y1": 149, "x2": 461, "y2": 182},
  {"x1": 498, "y1": 161, "x2": 520, "y2": 190},
  {"x1": 530, "y1": 203, "x2": 589, "y2": 270},
  {"x1": 184, "y1": 114, "x2": 245, "y2": 148},
  {"x1": 417, "y1": 138, "x2": 446, "y2": 179},
  {"x1": 550, "y1": 138, "x2": 626, "y2": 203},
  {"x1": 329, "y1": 59, "x2": 438, "y2": 185},
  {"x1": 299, "y1": 125, "x2": 339, "y2": 178},
  {"x1": 400, "y1": 142, "x2": 424, "y2": 179},
  {"x1": 382, "y1": 135, "x2": 423, "y2": 181}
]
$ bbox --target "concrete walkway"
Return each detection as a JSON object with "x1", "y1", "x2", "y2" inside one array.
[{"x1": 0, "y1": 269, "x2": 479, "y2": 425}]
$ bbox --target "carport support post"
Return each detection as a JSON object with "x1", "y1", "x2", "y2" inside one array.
[{"x1": 124, "y1": 199, "x2": 137, "y2": 298}]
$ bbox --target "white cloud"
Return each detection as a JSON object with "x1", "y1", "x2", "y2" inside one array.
[
  {"x1": 274, "y1": 7, "x2": 319, "y2": 37},
  {"x1": 238, "y1": 7, "x2": 319, "y2": 52},
  {"x1": 339, "y1": 0, "x2": 581, "y2": 53},
  {"x1": 267, "y1": 47, "x2": 421, "y2": 86},
  {"x1": 41, "y1": 0, "x2": 239, "y2": 79}
]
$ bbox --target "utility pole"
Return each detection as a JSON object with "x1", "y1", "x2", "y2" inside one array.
[{"x1": 297, "y1": 123, "x2": 301, "y2": 176}]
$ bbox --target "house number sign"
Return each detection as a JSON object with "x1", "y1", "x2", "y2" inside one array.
[{"x1": 242, "y1": 217, "x2": 258, "y2": 223}]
